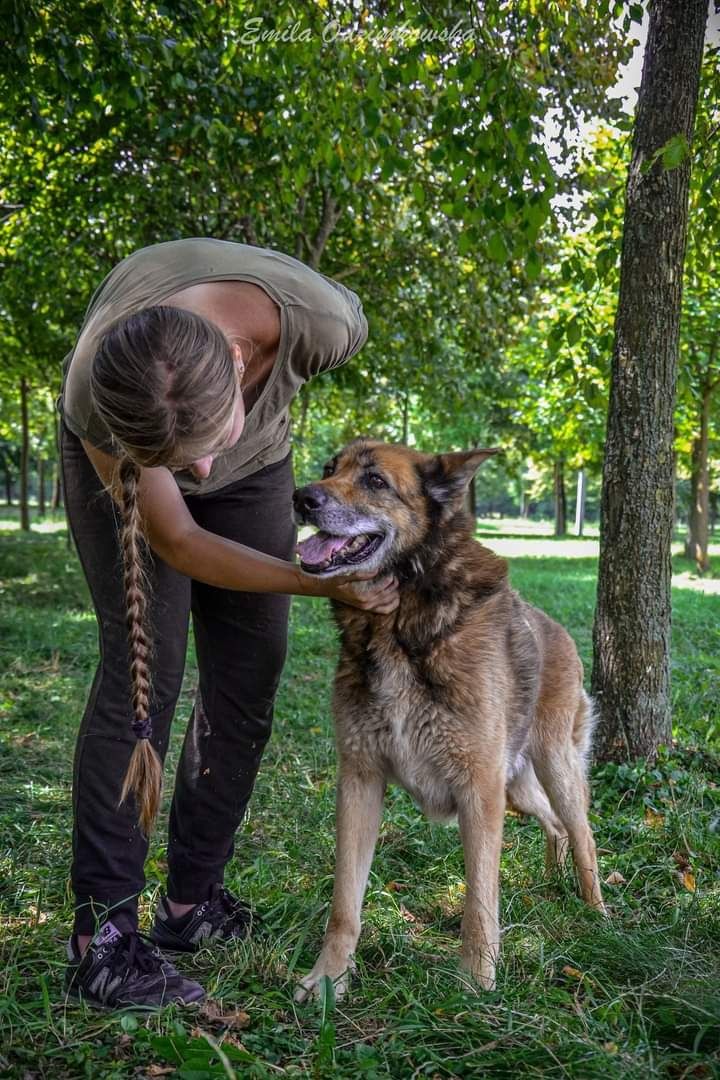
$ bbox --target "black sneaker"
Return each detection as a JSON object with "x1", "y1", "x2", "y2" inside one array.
[
  {"x1": 64, "y1": 921, "x2": 206, "y2": 1010},
  {"x1": 149, "y1": 883, "x2": 254, "y2": 953}
]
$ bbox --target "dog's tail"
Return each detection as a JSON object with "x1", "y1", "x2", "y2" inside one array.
[{"x1": 572, "y1": 690, "x2": 598, "y2": 775}]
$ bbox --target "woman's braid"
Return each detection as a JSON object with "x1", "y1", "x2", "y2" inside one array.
[{"x1": 116, "y1": 455, "x2": 162, "y2": 834}]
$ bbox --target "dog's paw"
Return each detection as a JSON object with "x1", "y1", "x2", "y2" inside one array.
[{"x1": 294, "y1": 956, "x2": 355, "y2": 1004}]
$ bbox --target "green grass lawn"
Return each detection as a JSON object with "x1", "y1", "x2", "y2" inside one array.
[{"x1": 1, "y1": 517, "x2": 719, "y2": 1078}]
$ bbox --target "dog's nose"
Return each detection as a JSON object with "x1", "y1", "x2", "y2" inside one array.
[{"x1": 293, "y1": 485, "x2": 328, "y2": 515}]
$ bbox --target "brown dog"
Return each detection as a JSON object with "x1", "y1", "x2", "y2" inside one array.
[{"x1": 292, "y1": 440, "x2": 605, "y2": 999}]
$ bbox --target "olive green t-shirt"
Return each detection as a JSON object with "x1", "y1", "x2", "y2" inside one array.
[{"x1": 60, "y1": 238, "x2": 368, "y2": 495}]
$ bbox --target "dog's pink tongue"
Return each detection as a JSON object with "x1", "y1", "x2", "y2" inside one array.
[{"x1": 296, "y1": 531, "x2": 349, "y2": 566}]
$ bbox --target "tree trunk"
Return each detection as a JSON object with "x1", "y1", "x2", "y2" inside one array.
[
  {"x1": 2, "y1": 458, "x2": 11, "y2": 505},
  {"x1": 685, "y1": 385, "x2": 712, "y2": 572},
  {"x1": 37, "y1": 458, "x2": 46, "y2": 518},
  {"x1": 553, "y1": 459, "x2": 567, "y2": 537},
  {"x1": 296, "y1": 388, "x2": 311, "y2": 444},
  {"x1": 19, "y1": 377, "x2": 31, "y2": 531},
  {"x1": 52, "y1": 408, "x2": 63, "y2": 510},
  {"x1": 574, "y1": 469, "x2": 587, "y2": 537},
  {"x1": 591, "y1": 0, "x2": 708, "y2": 762},
  {"x1": 401, "y1": 392, "x2": 409, "y2": 445},
  {"x1": 51, "y1": 465, "x2": 62, "y2": 511}
]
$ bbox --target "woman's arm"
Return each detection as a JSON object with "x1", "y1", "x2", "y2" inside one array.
[{"x1": 81, "y1": 440, "x2": 398, "y2": 613}]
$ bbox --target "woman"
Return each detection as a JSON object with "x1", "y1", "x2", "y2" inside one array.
[{"x1": 59, "y1": 238, "x2": 398, "y2": 1010}]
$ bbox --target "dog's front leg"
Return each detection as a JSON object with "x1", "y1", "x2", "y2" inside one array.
[
  {"x1": 295, "y1": 765, "x2": 385, "y2": 1003},
  {"x1": 457, "y1": 780, "x2": 505, "y2": 991}
]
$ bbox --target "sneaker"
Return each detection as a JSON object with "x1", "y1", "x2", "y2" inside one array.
[
  {"x1": 65, "y1": 920, "x2": 206, "y2": 1010},
  {"x1": 150, "y1": 883, "x2": 254, "y2": 953}
]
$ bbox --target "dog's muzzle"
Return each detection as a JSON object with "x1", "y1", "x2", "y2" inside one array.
[{"x1": 292, "y1": 484, "x2": 387, "y2": 575}]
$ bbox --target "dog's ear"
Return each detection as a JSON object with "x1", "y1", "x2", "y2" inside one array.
[{"x1": 421, "y1": 449, "x2": 499, "y2": 516}]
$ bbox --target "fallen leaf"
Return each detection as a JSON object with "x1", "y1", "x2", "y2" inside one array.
[
  {"x1": 11, "y1": 732, "x2": 37, "y2": 748},
  {"x1": 674, "y1": 870, "x2": 696, "y2": 892},
  {"x1": 112, "y1": 1033, "x2": 134, "y2": 1060},
  {"x1": 604, "y1": 870, "x2": 627, "y2": 886},
  {"x1": 644, "y1": 807, "x2": 664, "y2": 828},
  {"x1": 672, "y1": 849, "x2": 692, "y2": 871},
  {"x1": 198, "y1": 1002, "x2": 251, "y2": 1029},
  {"x1": 222, "y1": 1033, "x2": 247, "y2": 1052},
  {"x1": 399, "y1": 904, "x2": 417, "y2": 923},
  {"x1": 603, "y1": 1041, "x2": 619, "y2": 1054},
  {"x1": 146, "y1": 1066, "x2": 175, "y2": 1077},
  {"x1": 562, "y1": 965, "x2": 584, "y2": 980}
]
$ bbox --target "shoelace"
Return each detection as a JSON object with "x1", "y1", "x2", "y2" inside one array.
[
  {"x1": 113, "y1": 932, "x2": 163, "y2": 977},
  {"x1": 212, "y1": 885, "x2": 253, "y2": 930}
]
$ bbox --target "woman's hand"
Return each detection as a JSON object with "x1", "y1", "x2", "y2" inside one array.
[{"x1": 322, "y1": 570, "x2": 399, "y2": 614}]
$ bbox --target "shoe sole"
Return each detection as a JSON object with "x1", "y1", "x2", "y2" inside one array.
[{"x1": 64, "y1": 985, "x2": 206, "y2": 1012}]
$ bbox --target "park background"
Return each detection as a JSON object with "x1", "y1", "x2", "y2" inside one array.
[{"x1": 1, "y1": 2, "x2": 719, "y2": 1077}]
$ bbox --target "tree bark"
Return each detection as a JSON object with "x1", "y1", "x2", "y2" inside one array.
[
  {"x1": 306, "y1": 190, "x2": 342, "y2": 270},
  {"x1": 51, "y1": 408, "x2": 63, "y2": 510},
  {"x1": 296, "y1": 387, "x2": 311, "y2": 445},
  {"x1": 591, "y1": 0, "x2": 708, "y2": 762},
  {"x1": 685, "y1": 384, "x2": 713, "y2": 572},
  {"x1": 19, "y1": 377, "x2": 31, "y2": 531},
  {"x1": 553, "y1": 459, "x2": 567, "y2": 537},
  {"x1": 574, "y1": 469, "x2": 587, "y2": 537},
  {"x1": 401, "y1": 392, "x2": 409, "y2": 445},
  {"x1": 37, "y1": 457, "x2": 46, "y2": 518}
]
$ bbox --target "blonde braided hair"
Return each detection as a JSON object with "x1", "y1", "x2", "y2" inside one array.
[
  {"x1": 90, "y1": 305, "x2": 243, "y2": 835},
  {"x1": 116, "y1": 455, "x2": 162, "y2": 835}
]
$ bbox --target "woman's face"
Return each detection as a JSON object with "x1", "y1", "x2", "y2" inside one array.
[
  {"x1": 187, "y1": 346, "x2": 246, "y2": 480},
  {"x1": 187, "y1": 396, "x2": 246, "y2": 479}
]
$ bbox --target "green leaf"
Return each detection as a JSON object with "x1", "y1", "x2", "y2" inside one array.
[
  {"x1": 487, "y1": 232, "x2": 508, "y2": 263},
  {"x1": 566, "y1": 318, "x2": 582, "y2": 346},
  {"x1": 526, "y1": 248, "x2": 541, "y2": 280},
  {"x1": 661, "y1": 133, "x2": 690, "y2": 170}
]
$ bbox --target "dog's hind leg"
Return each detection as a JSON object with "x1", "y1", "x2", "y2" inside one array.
[
  {"x1": 295, "y1": 765, "x2": 385, "y2": 1003},
  {"x1": 506, "y1": 761, "x2": 569, "y2": 871},
  {"x1": 457, "y1": 775, "x2": 506, "y2": 991},
  {"x1": 531, "y1": 734, "x2": 606, "y2": 914}
]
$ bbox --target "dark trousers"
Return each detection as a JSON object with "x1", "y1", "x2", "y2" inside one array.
[{"x1": 61, "y1": 425, "x2": 295, "y2": 935}]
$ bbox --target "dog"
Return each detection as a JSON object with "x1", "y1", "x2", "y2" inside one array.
[{"x1": 291, "y1": 440, "x2": 605, "y2": 1000}]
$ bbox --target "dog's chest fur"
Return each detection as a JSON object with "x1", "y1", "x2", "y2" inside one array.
[{"x1": 332, "y1": 535, "x2": 541, "y2": 820}]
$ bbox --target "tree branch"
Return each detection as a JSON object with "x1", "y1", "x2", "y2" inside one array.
[{"x1": 307, "y1": 190, "x2": 343, "y2": 270}]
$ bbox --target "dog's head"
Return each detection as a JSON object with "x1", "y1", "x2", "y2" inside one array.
[{"x1": 293, "y1": 439, "x2": 498, "y2": 578}]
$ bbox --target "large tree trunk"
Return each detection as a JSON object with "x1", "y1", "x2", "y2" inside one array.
[
  {"x1": 553, "y1": 459, "x2": 567, "y2": 537},
  {"x1": 685, "y1": 385, "x2": 712, "y2": 572},
  {"x1": 591, "y1": 0, "x2": 708, "y2": 762},
  {"x1": 19, "y1": 377, "x2": 31, "y2": 531}
]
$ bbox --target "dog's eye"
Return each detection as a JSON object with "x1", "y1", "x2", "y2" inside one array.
[
  {"x1": 367, "y1": 473, "x2": 388, "y2": 490},
  {"x1": 322, "y1": 462, "x2": 335, "y2": 479}
]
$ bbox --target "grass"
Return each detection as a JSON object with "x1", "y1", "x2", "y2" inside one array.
[{"x1": 0, "y1": 515, "x2": 719, "y2": 1078}]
